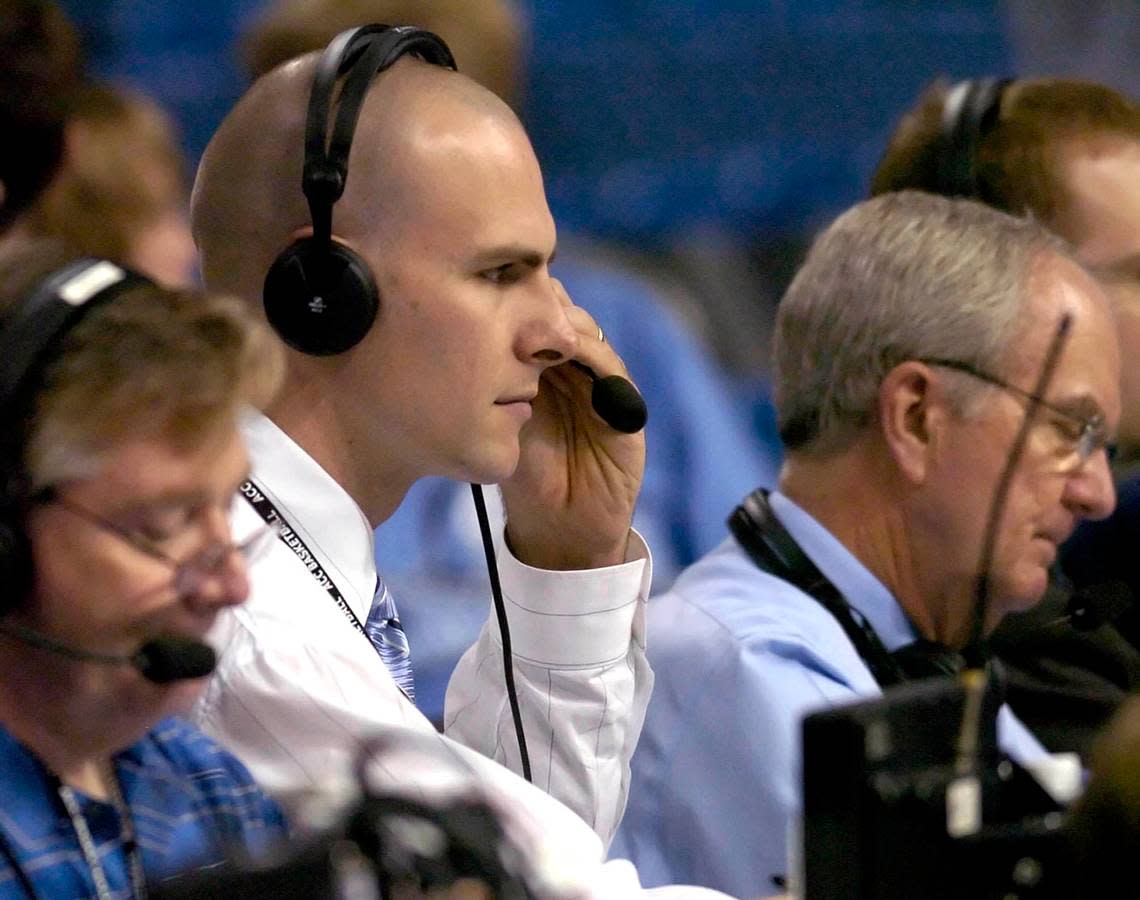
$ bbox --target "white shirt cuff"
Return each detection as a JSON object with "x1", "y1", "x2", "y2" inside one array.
[{"x1": 489, "y1": 529, "x2": 651, "y2": 668}]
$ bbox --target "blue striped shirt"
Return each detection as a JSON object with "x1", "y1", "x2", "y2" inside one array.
[{"x1": 0, "y1": 716, "x2": 287, "y2": 897}]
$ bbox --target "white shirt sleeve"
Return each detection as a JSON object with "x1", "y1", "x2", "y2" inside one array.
[
  {"x1": 198, "y1": 420, "x2": 719, "y2": 896},
  {"x1": 193, "y1": 532, "x2": 697, "y2": 898},
  {"x1": 444, "y1": 530, "x2": 654, "y2": 847}
]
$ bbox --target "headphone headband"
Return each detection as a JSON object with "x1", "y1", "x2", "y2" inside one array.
[
  {"x1": 0, "y1": 258, "x2": 152, "y2": 418},
  {"x1": 303, "y1": 25, "x2": 457, "y2": 246},
  {"x1": 936, "y1": 77, "x2": 1011, "y2": 199},
  {"x1": 0, "y1": 257, "x2": 154, "y2": 607}
]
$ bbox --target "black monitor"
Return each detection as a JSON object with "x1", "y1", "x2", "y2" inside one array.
[{"x1": 801, "y1": 675, "x2": 1069, "y2": 900}]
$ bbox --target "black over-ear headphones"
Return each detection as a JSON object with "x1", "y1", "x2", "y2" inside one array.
[
  {"x1": 0, "y1": 258, "x2": 153, "y2": 608},
  {"x1": 263, "y1": 25, "x2": 457, "y2": 356},
  {"x1": 935, "y1": 77, "x2": 1011, "y2": 200}
]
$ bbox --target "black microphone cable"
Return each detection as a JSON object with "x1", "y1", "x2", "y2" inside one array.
[
  {"x1": 468, "y1": 365, "x2": 647, "y2": 783},
  {"x1": 470, "y1": 483, "x2": 532, "y2": 783}
]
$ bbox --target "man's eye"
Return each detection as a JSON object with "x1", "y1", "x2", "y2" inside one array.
[
  {"x1": 1051, "y1": 415, "x2": 1086, "y2": 445},
  {"x1": 481, "y1": 264, "x2": 517, "y2": 284},
  {"x1": 133, "y1": 509, "x2": 194, "y2": 544}
]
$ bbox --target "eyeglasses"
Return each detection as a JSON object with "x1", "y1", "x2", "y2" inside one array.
[
  {"x1": 918, "y1": 357, "x2": 1112, "y2": 467},
  {"x1": 37, "y1": 491, "x2": 279, "y2": 595}
]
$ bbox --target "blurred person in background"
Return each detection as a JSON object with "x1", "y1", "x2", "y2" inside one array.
[
  {"x1": 872, "y1": 77, "x2": 1140, "y2": 759},
  {"x1": 18, "y1": 83, "x2": 199, "y2": 287},
  {"x1": 2, "y1": 0, "x2": 197, "y2": 286},
  {"x1": 1058, "y1": 691, "x2": 1140, "y2": 897},
  {"x1": 239, "y1": 0, "x2": 779, "y2": 721},
  {"x1": 0, "y1": 0, "x2": 82, "y2": 233}
]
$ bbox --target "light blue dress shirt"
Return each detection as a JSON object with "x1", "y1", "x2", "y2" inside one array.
[{"x1": 610, "y1": 491, "x2": 1049, "y2": 898}]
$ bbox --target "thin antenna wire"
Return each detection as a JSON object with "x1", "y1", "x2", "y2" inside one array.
[
  {"x1": 951, "y1": 313, "x2": 1072, "y2": 810},
  {"x1": 964, "y1": 313, "x2": 1072, "y2": 662},
  {"x1": 470, "y1": 483, "x2": 532, "y2": 782}
]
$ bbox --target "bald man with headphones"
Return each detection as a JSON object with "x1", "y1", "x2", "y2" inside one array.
[{"x1": 186, "y1": 26, "x2": 730, "y2": 899}]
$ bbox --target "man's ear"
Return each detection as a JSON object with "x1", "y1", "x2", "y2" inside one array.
[{"x1": 879, "y1": 361, "x2": 946, "y2": 484}]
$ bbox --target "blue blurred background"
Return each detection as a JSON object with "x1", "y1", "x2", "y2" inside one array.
[{"x1": 59, "y1": 0, "x2": 1016, "y2": 247}]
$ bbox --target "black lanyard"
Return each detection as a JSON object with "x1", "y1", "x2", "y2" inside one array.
[{"x1": 238, "y1": 479, "x2": 368, "y2": 638}]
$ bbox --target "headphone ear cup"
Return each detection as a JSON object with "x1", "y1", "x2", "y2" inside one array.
[
  {"x1": 263, "y1": 237, "x2": 380, "y2": 356},
  {"x1": 0, "y1": 517, "x2": 32, "y2": 613},
  {"x1": 0, "y1": 470, "x2": 32, "y2": 614}
]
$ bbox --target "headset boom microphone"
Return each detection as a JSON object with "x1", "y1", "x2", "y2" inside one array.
[{"x1": 0, "y1": 621, "x2": 216, "y2": 683}]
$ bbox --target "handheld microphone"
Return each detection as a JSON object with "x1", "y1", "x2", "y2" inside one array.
[
  {"x1": 466, "y1": 355, "x2": 647, "y2": 783},
  {"x1": 0, "y1": 620, "x2": 216, "y2": 683},
  {"x1": 568, "y1": 361, "x2": 648, "y2": 433},
  {"x1": 469, "y1": 361, "x2": 647, "y2": 783}
]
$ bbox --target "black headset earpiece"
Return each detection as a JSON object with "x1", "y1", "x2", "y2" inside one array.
[
  {"x1": 263, "y1": 24, "x2": 457, "y2": 356},
  {"x1": 0, "y1": 469, "x2": 31, "y2": 613},
  {"x1": 935, "y1": 77, "x2": 1011, "y2": 200},
  {"x1": 0, "y1": 259, "x2": 153, "y2": 611}
]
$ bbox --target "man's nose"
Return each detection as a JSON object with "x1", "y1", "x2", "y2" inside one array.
[
  {"x1": 1064, "y1": 448, "x2": 1117, "y2": 521},
  {"x1": 178, "y1": 507, "x2": 253, "y2": 609},
  {"x1": 515, "y1": 283, "x2": 579, "y2": 367}
]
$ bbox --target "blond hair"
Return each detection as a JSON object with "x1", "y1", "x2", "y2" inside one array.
[{"x1": 0, "y1": 239, "x2": 283, "y2": 488}]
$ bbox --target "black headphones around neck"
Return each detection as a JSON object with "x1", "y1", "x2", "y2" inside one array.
[
  {"x1": 934, "y1": 77, "x2": 1011, "y2": 200},
  {"x1": 262, "y1": 25, "x2": 457, "y2": 356},
  {"x1": 728, "y1": 489, "x2": 970, "y2": 686},
  {"x1": 0, "y1": 258, "x2": 154, "y2": 608}
]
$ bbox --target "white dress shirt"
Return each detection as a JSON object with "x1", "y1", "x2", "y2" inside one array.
[{"x1": 192, "y1": 414, "x2": 725, "y2": 898}]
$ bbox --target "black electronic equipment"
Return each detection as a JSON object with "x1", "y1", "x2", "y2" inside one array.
[
  {"x1": 936, "y1": 78, "x2": 1010, "y2": 200},
  {"x1": 151, "y1": 727, "x2": 539, "y2": 899},
  {"x1": 801, "y1": 677, "x2": 1070, "y2": 900}
]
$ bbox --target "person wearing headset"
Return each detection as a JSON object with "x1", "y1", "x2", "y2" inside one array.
[
  {"x1": 239, "y1": 0, "x2": 780, "y2": 727},
  {"x1": 0, "y1": 239, "x2": 287, "y2": 897},
  {"x1": 871, "y1": 78, "x2": 1140, "y2": 760},
  {"x1": 187, "y1": 27, "x2": 730, "y2": 899},
  {"x1": 609, "y1": 191, "x2": 1118, "y2": 897}
]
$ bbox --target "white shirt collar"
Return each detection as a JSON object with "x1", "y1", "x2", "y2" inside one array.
[{"x1": 241, "y1": 411, "x2": 377, "y2": 620}]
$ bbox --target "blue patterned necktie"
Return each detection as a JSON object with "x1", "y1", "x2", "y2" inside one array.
[{"x1": 365, "y1": 575, "x2": 414, "y2": 702}]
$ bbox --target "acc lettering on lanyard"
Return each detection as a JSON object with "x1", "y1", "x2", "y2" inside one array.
[{"x1": 239, "y1": 479, "x2": 368, "y2": 638}]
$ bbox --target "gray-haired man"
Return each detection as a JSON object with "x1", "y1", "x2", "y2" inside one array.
[{"x1": 612, "y1": 190, "x2": 1118, "y2": 897}]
